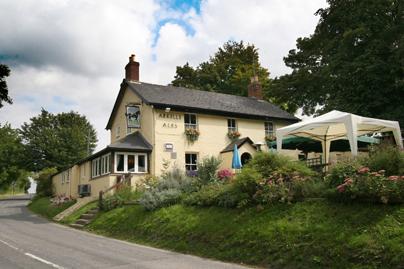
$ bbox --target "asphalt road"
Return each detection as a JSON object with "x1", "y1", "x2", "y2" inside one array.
[{"x1": 0, "y1": 199, "x2": 250, "y2": 269}]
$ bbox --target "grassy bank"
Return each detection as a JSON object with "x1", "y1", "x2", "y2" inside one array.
[
  {"x1": 86, "y1": 200, "x2": 403, "y2": 269},
  {"x1": 61, "y1": 201, "x2": 97, "y2": 224},
  {"x1": 28, "y1": 197, "x2": 76, "y2": 219}
]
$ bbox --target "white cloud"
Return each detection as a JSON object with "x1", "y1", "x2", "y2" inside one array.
[{"x1": 0, "y1": 0, "x2": 326, "y2": 151}]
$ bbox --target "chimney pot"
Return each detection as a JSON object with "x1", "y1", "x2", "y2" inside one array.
[
  {"x1": 248, "y1": 76, "x2": 263, "y2": 99},
  {"x1": 125, "y1": 54, "x2": 140, "y2": 81}
]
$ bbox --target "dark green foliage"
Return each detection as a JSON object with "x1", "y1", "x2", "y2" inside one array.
[
  {"x1": 172, "y1": 41, "x2": 274, "y2": 99},
  {"x1": 0, "y1": 123, "x2": 28, "y2": 191},
  {"x1": 365, "y1": 144, "x2": 404, "y2": 176},
  {"x1": 184, "y1": 183, "x2": 249, "y2": 208},
  {"x1": 326, "y1": 168, "x2": 404, "y2": 204},
  {"x1": 99, "y1": 185, "x2": 141, "y2": 211},
  {"x1": 20, "y1": 109, "x2": 97, "y2": 171},
  {"x1": 88, "y1": 202, "x2": 404, "y2": 269},
  {"x1": 325, "y1": 159, "x2": 361, "y2": 187},
  {"x1": 270, "y1": 0, "x2": 404, "y2": 125},
  {"x1": 196, "y1": 156, "x2": 221, "y2": 184},
  {"x1": 35, "y1": 167, "x2": 57, "y2": 197},
  {"x1": 246, "y1": 152, "x2": 315, "y2": 178},
  {"x1": 0, "y1": 64, "x2": 12, "y2": 108}
]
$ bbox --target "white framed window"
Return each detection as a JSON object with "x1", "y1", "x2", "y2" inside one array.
[
  {"x1": 185, "y1": 153, "x2": 198, "y2": 171},
  {"x1": 265, "y1": 122, "x2": 274, "y2": 136},
  {"x1": 227, "y1": 118, "x2": 237, "y2": 132},
  {"x1": 91, "y1": 153, "x2": 111, "y2": 178},
  {"x1": 184, "y1": 113, "x2": 197, "y2": 129},
  {"x1": 114, "y1": 152, "x2": 148, "y2": 173}
]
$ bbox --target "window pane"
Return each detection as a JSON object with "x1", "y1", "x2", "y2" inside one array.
[
  {"x1": 138, "y1": 155, "x2": 146, "y2": 172},
  {"x1": 127, "y1": 155, "x2": 135, "y2": 172},
  {"x1": 98, "y1": 159, "x2": 102, "y2": 175},
  {"x1": 101, "y1": 157, "x2": 105, "y2": 174},
  {"x1": 190, "y1": 114, "x2": 196, "y2": 124},
  {"x1": 184, "y1": 114, "x2": 189, "y2": 124},
  {"x1": 185, "y1": 153, "x2": 191, "y2": 164},
  {"x1": 117, "y1": 154, "x2": 124, "y2": 172},
  {"x1": 106, "y1": 155, "x2": 110, "y2": 173},
  {"x1": 192, "y1": 154, "x2": 197, "y2": 164}
]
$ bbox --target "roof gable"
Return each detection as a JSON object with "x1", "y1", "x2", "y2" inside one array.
[{"x1": 221, "y1": 137, "x2": 256, "y2": 153}]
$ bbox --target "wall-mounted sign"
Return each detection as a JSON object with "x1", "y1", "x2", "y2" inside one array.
[
  {"x1": 164, "y1": 143, "x2": 174, "y2": 152},
  {"x1": 162, "y1": 123, "x2": 177, "y2": 128},
  {"x1": 126, "y1": 105, "x2": 141, "y2": 128},
  {"x1": 159, "y1": 113, "x2": 181, "y2": 120}
]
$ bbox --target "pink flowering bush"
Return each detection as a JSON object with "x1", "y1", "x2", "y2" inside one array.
[
  {"x1": 328, "y1": 166, "x2": 404, "y2": 204},
  {"x1": 217, "y1": 168, "x2": 234, "y2": 181}
]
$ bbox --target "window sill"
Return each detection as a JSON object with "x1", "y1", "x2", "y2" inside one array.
[{"x1": 90, "y1": 173, "x2": 111, "y2": 180}]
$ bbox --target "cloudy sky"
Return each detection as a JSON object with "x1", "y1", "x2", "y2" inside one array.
[{"x1": 0, "y1": 0, "x2": 326, "y2": 150}]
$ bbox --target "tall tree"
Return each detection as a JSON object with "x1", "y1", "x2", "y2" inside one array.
[
  {"x1": 0, "y1": 64, "x2": 12, "y2": 108},
  {"x1": 172, "y1": 41, "x2": 272, "y2": 98},
  {"x1": 270, "y1": 0, "x2": 404, "y2": 125},
  {"x1": 20, "y1": 109, "x2": 98, "y2": 171},
  {"x1": 0, "y1": 123, "x2": 27, "y2": 191}
]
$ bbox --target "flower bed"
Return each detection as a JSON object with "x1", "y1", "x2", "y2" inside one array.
[{"x1": 327, "y1": 166, "x2": 404, "y2": 204}]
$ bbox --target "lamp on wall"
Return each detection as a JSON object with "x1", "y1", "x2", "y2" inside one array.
[{"x1": 165, "y1": 107, "x2": 171, "y2": 112}]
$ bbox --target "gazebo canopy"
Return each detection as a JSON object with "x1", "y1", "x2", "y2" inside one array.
[{"x1": 276, "y1": 110, "x2": 403, "y2": 163}]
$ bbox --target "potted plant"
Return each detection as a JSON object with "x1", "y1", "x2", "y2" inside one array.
[
  {"x1": 227, "y1": 130, "x2": 241, "y2": 140},
  {"x1": 265, "y1": 134, "x2": 276, "y2": 142},
  {"x1": 185, "y1": 128, "x2": 200, "y2": 142}
]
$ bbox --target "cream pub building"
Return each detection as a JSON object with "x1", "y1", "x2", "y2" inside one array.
[{"x1": 52, "y1": 55, "x2": 298, "y2": 198}]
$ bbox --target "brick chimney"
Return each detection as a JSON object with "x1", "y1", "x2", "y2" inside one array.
[
  {"x1": 125, "y1": 54, "x2": 140, "y2": 81},
  {"x1": 248, "y1": 75, "x2": 263, "y2": 99}
]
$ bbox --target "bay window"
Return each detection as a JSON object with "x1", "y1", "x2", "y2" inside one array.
[
  {"x1": 114, "y1": 152, "x2": 148, "y2": 173},
  {"x1": 92, "y1": 154, "x2": 111, "y2": 178}
]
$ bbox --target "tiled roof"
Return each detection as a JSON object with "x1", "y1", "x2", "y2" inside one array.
[
  {"x1": 108, "y1": 131, "x2": 152, "y2": 151},
  {"x1": 106, "y1": 80, "x2": 299, "y2": 129},
  {"x1": 221, "y1": 137, "x2": 256, "y2": 153}
]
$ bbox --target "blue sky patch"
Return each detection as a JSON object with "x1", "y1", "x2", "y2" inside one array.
[{"x1": 152, "y1": 0, "x2": 201, "y2": 57}]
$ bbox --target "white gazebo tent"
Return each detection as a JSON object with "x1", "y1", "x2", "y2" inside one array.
[{"x1": 276, "y1": 110, "x2": 403, "y2": 164}]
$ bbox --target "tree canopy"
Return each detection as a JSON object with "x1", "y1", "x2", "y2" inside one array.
[
  {"x1": 0, "y1": 64, "x2": 12, "y2": 108},
  {"x1": 270, "y1": 0, "x2": 404, "y2": 125},
  {"x1": 172, "y1": 41, "x2": 272, "y2": 98},
  {"x1": 0, "y1": 123, "x2": 28, "y2": 191},
  {"x1": 20, "y1": 109, "x2": 98, "y2": 171}
]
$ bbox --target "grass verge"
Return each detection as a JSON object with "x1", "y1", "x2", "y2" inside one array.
[
  {"x1": 86, "y1": 200, "x2": 403, "y2": 269},
  {"x1": 28, "y1": 197, "x2": 76, "y2": 219}
]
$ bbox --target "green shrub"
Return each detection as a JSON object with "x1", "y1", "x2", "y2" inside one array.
[
  {"x1": 99, "y1": 185, "x2": 140, "y2": 211},
  {"x1": 365, "y1": 144, "x2": 404, "y2": 176},
  {"x1": 233, "y1": 167, "x2": 262, "y2": 196},
  {"x1": 139, "y1": 189, "x2": 182, "y2": 211},
  {"x1": 183, "y1": 183, "x2": 247, "y2": 208},
  {"x1": 139, "y1": 167, "x2": 199, "y2": 210},
  {"x1": 35, "y1": 167, "x2": 57, "y2": 197},
  {"x1": 246, "y1": 152, "x2": 315, "y2": 178},
  {"x1": 325, "y1": 159, "x2": 361, "y2": 187},
  {"x1": 327, "y1": 167, "x2": 404, "y2": 204},
  {"x1": 197, "y1": 156, "x2": 222, "y2": 184}
]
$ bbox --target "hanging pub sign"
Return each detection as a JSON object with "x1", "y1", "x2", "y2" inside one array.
[{"x1": 126, "y1": 105, "x2": 141, "y2": 128}]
